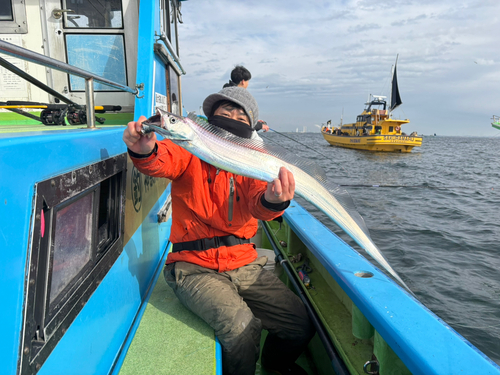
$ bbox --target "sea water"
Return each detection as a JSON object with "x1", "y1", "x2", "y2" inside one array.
[{"x1": 262, "y1": 132, "x2": 500, "y2": 365}]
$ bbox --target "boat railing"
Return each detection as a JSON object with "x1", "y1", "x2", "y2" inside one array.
[
  {"x1": 492, "y1": 115, "x2": 500, "y2": 123},
  {"x1": 155, "y1": 32, "x2": 186, "y2": 75},
  {"x1": 0, "y1": 39, "x2": 141, "y2": 129}
]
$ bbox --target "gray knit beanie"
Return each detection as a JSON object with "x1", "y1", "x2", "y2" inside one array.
[{"x1": 202, "y1": 87, "x2": 259, "y2": 128}]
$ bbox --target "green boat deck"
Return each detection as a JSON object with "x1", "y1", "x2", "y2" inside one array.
[
  {"x1": 118, "y1": 247, "x2": 318, "y2": 375},
  {"x1": 119, "y1": 274, "x2": 217, "y2": 375}
]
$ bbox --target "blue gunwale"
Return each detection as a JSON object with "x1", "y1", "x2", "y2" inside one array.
[{"x1": 283, "y1": 201, "x2": 500, "y2": 375}]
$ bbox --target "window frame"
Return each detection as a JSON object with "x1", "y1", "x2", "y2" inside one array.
[
  {"x1": 61, "y1": 0, "x2": 125, "y2": 30},
  {"x1": 19, "y1": 154, "x2": 127, "y2": 375},
  {"x1": 64, "y1": 33, "x2": 129, "y2": 92},
  {"x1": 0, "y1": 0, "x2": 27, "y2": 34}
]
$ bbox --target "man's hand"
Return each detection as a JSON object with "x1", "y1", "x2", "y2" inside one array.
[
  {"x1": 262, "y1": 124, "x2": 270, "y2": 132},
  {"x1": 123, "y1": 115, "x2": 157, "y2": 155},
  {"x1": 265, "y1": 167, "x2": 295, "y2": 203}
]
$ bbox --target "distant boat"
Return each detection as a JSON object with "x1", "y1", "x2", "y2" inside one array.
[
  {"x1": 492, "y1": 115, "x2": 500, "y2": 130},
  {"x1": 321, "y1": 56, "x2": 422, "y2": 152}
]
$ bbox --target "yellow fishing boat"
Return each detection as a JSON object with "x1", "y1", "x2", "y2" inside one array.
[{"x1": 322, "y1": 57, "x2": 422, "y2": 153}]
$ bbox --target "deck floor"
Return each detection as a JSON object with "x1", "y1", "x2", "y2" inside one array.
[
  {"x1": 119, "y1": 248, "x2": 318, "y2": 375},
  {"x1": 119, "y1": 274, "x2": 216, "y2": 375}
]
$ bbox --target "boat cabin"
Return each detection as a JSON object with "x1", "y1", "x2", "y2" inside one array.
[{"x1": 336, "y1": 97, "x2": 409, "y2": 137}]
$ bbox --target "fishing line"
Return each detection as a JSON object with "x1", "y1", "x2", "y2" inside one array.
[
  {"x1": 260, "y1": 129, "x2": 351, "y2": 177},
  {"x1": 260, "y1": 130, "x2": 495, "y2": 191},
  {"x1": 449, "y1": 321, "x2": 500, "y2": 330},
  {"x1": 340, "y1": 184, "x2": 495, "y2": 190},
  {"x1": 263, "y1": 129, "x2": 331, "y2": 158}
]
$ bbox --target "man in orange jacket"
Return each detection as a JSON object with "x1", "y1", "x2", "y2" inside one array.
[{"x1": 123, "y1": 87, "x2": 314, "y2": 375}]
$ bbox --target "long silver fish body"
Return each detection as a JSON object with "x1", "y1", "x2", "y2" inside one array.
[{"x1": 142, "y1": 109, "x2": 410, "y2": 291}]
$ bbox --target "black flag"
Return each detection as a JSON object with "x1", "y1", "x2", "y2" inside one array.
[{"x1": 390, "y1": 63, "x2": 402, "y2": 112}]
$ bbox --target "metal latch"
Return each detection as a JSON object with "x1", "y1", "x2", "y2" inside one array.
[
  {"x1": 52, "y1": 8, "x2": 75, "y2": 19},
  {"x1": 363, "y1": 357, "x2": 379, "y2": 374},
  {"x1": 157, "y1": 195, "x2": 172, "y2": 223}
]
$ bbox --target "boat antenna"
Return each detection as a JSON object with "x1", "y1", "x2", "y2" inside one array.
[{"x1": 340, "y1": 107, "x2": 343, "y2": 126}]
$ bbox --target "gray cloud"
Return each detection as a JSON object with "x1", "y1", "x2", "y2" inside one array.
[{"x1": 177, "y1": 0, "x2": 500, "y2": 136}]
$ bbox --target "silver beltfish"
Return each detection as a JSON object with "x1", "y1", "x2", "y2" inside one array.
[{"x1": 141, "y1": 109, "x2": 411, "y2": 292}]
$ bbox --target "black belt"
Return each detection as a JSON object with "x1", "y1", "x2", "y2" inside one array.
[{"x1": 172, "y1": 235, "x2": 250, "y2": 252}]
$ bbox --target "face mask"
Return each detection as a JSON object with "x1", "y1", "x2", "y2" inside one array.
[{"x1": 209, "y1": 115, "x2": 253, "y2": 139}]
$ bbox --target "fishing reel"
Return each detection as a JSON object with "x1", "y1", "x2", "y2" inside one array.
[
  {"x1": 40, "y1": 107, "x2": 67, "y2": 125},
  {"x1": 67, "y1": 106, "x2": 106, "y2": 125},
  {"x1": 66, "y1": 107, "x2": 87, "y2": 125}
]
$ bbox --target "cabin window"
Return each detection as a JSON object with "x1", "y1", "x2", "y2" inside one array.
[
  {"x1": 160, "y1": 0, "x2": 171, "y2": 40},
  {"x1": 62, "y1": 0, "x2": 124, "y2": 29},
  {"x1": 389, "y1": 126, "x2": 394, "y2": 132},
  {"x1": 49, "y1": 193, "x2": 93, "y2": 305},
  {"x1": 169, "y1": 0, "x2": 180, "y2": 57},
  {"x1": 65, "y1": 34, "x2": 127, "y2": 91},
  {"x1": 0, "y1": 0, "x2": 13, "y2": 20},
  {"x1": 168, "y1": 65, "x2": 181, "y2": 115},
  {"x1": 0, "y1": 0, "x2": 27, "y2": 33},
  {"x1": 19, "y1": 154, "x2": 126, "y2": 375}
]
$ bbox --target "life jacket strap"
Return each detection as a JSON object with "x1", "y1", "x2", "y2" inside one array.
[{"x1": 172, "y1": 235, "x2": 250, "y2": 252}]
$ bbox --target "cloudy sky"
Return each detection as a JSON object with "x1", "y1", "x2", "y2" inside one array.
[{"x1": 177, "y1": 0, "x2": 500, "y2": 136}]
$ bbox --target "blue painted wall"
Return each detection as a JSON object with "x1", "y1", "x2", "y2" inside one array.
[{"x1": 0, "y1": 128, "x2": 171, "y2": 374}]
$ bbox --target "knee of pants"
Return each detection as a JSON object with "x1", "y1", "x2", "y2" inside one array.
[
  {"x1": 220, "y1": 313, "x2": 262, "y2": 362},
  {"x1": 218, "y1": 308, "x2": 262, "y2": 347},
  {"x1": 163, "y1": 264, "x2": 176, "y2": 289}
]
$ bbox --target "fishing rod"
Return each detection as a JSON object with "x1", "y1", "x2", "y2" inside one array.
[
  {"x1": 0, "y1": 101, "x2": 122, "y2": 112},
  {"x1": 0, "y1": 102, "x2": 122, "y2": 126},
  {"x1": 260, "y1": 128, "x2": 351, "y2": 177},
  {"x1": 340, "y1": 184, "x2": 491, "y2": 190},
  {"x1": 260, "y1": 222, "x2": 350, "y2": 375},
  {"x1": 264, "y1": 128, "x2": 331, "y2": 158},
  {"x1": 0, "y1": 55, "x2": 74, "y2": 104},
  {"x1": 0, "y1": 56, "x2": 121, "y2": 125},
  {"x1": 4, "y1": 107, "x2": 43, "y2": 122},
  {"x1": 260, "y1": 129, "x2": 492, "y2": 191}
]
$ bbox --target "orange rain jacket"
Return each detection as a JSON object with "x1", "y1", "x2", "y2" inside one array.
[{"x1": 130, "y1": 140, "x2": 286, "y2": 272}]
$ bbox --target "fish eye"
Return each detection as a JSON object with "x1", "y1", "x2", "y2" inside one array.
[{"x1": 169, "y1": 117, "x2": 177, "y2": 124}]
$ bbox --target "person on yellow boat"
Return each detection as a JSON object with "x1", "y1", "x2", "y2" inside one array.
[{"x1": 123, "y1": 87, "x2": 314, "y2": 375}]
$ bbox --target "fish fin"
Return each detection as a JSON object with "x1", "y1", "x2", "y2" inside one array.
[
  {"x1": 186, "y1": 113, "x2": 328, "y2": 182},
  {"x1": 186, "y1": 113, "x2": 370, "y2": 232},
  {"x1": 323, "y1": 180, "x2": 372, "y2": 237}
]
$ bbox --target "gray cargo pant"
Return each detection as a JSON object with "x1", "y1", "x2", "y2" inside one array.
[{"x1": 163, "y1": 256, "x2": 315, "y2": 375}]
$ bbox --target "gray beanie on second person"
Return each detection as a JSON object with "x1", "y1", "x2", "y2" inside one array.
[{"x1": 202, "y1": 87, "x2": 259, "y2": 128}]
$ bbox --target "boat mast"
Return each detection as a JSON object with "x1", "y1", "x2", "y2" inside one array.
[{"x1": 389, "y1": 60, "x2": 394, "y2": 117}]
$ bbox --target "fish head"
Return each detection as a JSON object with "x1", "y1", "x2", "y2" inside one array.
[{"x1": 141, "y1": 108, "x2": 194, "y2": 141}]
